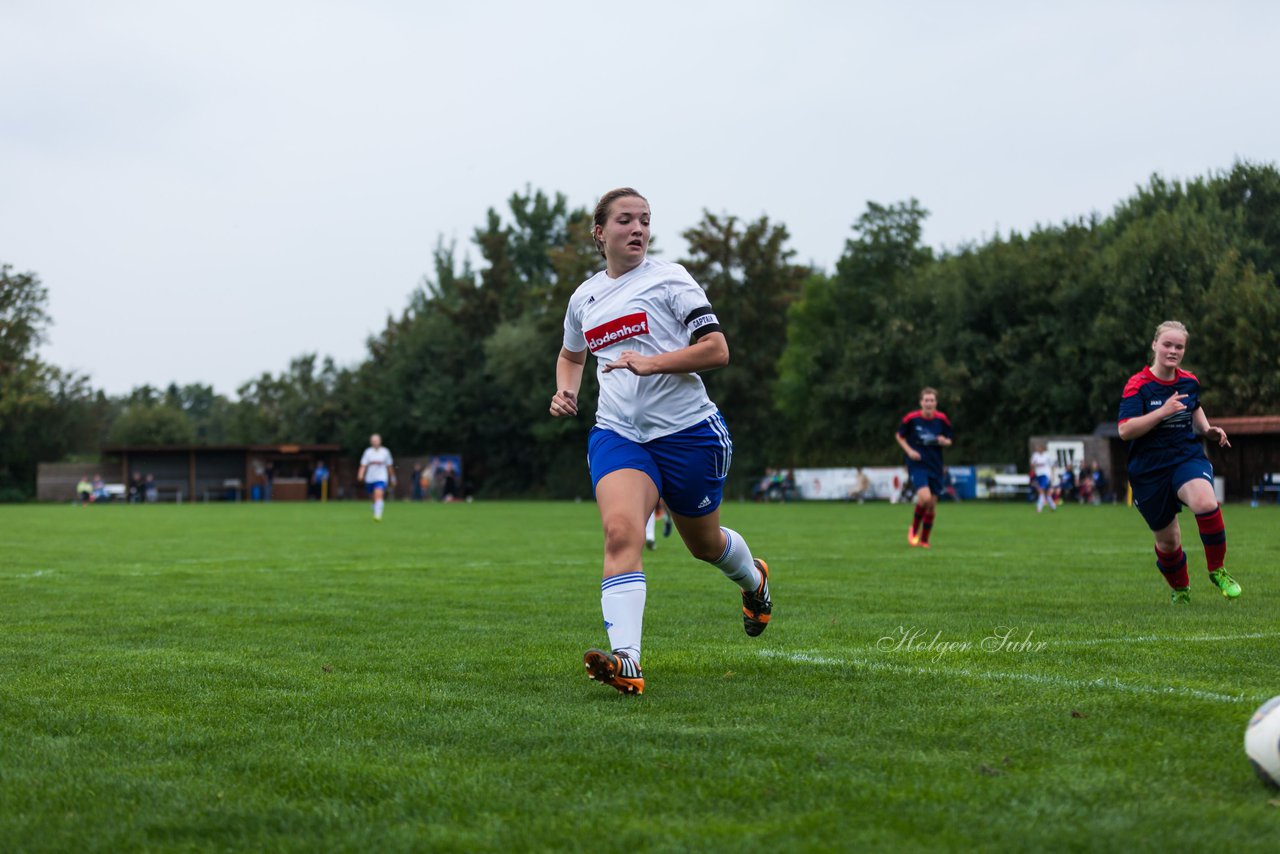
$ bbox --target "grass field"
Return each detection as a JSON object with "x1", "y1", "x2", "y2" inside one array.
[{"x1": 2, "y1": 499, "x2": 1278, "y2": 852}]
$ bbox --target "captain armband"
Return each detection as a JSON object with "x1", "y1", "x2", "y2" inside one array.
[{"x1": 684, "y1": 306, "x2": 721, "y2": 340}]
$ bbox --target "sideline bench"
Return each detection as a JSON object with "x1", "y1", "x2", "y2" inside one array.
[
  {"x1": 1253, "y1": 473, "x2": 1280, "y2": 505},
  {"x1": 988, "y1": 473, "x2": 1032, "y2": 500}
]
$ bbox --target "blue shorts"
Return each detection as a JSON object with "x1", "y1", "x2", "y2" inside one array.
[
  {"x1": 587, "y1": 413, "x2": 732, "y2": 518},
  {"x1": 1035, "y1": 474, "x2": 1051, "y2": 491},
  {"x1": 1131, "y1": 458, "x2": 1215, "y2": 531},
  {"x1": 366, "y1": 480, "x2": 387, "y2": 494},
  {"x1": 908, "y1": 465, "x2": 942, "y2": 497}
]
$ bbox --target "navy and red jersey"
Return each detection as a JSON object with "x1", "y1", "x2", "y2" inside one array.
[
  {"x1": 1117, "y1": 366, "x2": 1207, "y2": 479},
  {"x1": 897, "y1": 410, "x2": 953, "y2": 474}
]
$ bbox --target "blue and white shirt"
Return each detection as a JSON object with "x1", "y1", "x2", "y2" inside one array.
[
  {"x1": 360, "y1": 447, "x2": 393, "y2": 484},
  {"x1": 563, "y1": 259, "x2": 721, "y2": 443}
]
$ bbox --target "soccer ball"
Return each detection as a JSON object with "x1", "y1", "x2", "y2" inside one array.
[{"x1": 1244, "y1": 695, "x2": 1280, "y2": 788}]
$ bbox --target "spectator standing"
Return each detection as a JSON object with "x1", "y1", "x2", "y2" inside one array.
[
  {"x1": 411, "y1": 462, "x2": 425, "y2": 501},
  {"x1": 312, "y1": 460, "x2": 330, "y2": 501}
]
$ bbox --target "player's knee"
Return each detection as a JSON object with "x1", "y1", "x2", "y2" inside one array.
[
  {"x1": 1188, "y1": 495, "x2": 1219, "y2": 515},
  {"x1": 601, "y1": 515, "x2": 642, "y2": 552}
]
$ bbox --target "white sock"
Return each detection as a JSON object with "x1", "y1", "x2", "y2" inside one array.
[
  {"x1": 1048, "y1": 495, "x2": 1057, "y2": 510},
  {"x1": 645, "y1": 512, "x2": 656, "y2": 543},
  {"x1": 712, "y1": 527, "x2": 762, "y2": 593},
  {"x1": 1036, "y1": 494, "x2": 1044, "y2": 512},
  {"x1": 374, "y1": 499, "x2": 384, "y2": 519},
  {"x1": 601, "y1": 571, "x2": 645, "y2": 662}
]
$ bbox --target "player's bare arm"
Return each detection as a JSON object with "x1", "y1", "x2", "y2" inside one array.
[
  {"x1": 895, "y1": 433, "x2": 921, "y2": 462},
  {"x1": 551, "y1": 347, "x2": 587, "y2": 416},
  {"x1": 602, "y1": 331, "x2": 729, "y2": 376},
  {"x1": 1192, "y1": 407, "x2": 1231, "y2": 448}
]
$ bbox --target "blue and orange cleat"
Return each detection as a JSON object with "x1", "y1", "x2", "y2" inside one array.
[
  {"x1": 742, "y1": 559, "x2": 772, "y2": 637},
  {"x1": 583, "y1": 649, "x2": 644, "y2": 695}
]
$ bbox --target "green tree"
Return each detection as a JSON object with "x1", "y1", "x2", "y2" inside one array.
[
  {"x1": 776, "y1": 200, "x2": 934, "y2": 463},
  {"x1": 107, "y1": 403, "x2": 196, "y2": 445},
  {"x1": 680, "y1": 212, "x2": 810, "y2": 488},
  {"x1": 0, "y1": 265, "x2": 101, "y2": 498},
  {"x1": 232, "y1": 354, "x2": 343, "y2": 444},
  {"x1": 341, "y1": 190, "x2": 604, "y2": 496},
  {"x1": 0, "y1": 264, "x2": 50, "y2": 372}
]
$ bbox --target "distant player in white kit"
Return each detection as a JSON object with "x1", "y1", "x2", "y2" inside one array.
[
  {"x1": 1030, "y1": 443, "x2": 1056, "y2": 513},
  {"x1": 357, "y1": 434, "x2": 394, "y2": 522},
  {"x1": 550, "y1": 187, "x2": 772, "y2": 696}
]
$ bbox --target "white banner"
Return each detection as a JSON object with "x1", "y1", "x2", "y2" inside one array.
[{"x1": 792, "y1": 467, "x2": 910, "y2": 502}]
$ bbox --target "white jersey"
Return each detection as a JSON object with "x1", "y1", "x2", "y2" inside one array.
[
  {"x1": 360, "y1": 447, "x2": 393, "y2": 483},
  {"x1": 1031, "y1": 451, "x2": 1052, "y2": 477},
  {"x1": 563, "y1": 258, "x2": 720, "y2": 443}
]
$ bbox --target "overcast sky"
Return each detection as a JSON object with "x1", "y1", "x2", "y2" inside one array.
[{"x1": 3, "y1": 1, "x2": 1276, "y2": 396}]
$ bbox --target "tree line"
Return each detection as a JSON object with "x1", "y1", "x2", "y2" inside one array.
[{"x1": 2, "y1": 162, "x2": 1278, "y2": 500}]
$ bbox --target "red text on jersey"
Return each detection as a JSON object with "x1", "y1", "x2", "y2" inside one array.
[{"x1": 585, "y1": 312, "x2": 649, "y2": 352}]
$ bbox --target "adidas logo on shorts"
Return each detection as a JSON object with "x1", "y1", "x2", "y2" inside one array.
[{"x1": 697, "y1": 496, "x2": 711, "y2": 509}]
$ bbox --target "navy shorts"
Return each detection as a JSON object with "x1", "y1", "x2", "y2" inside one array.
[
  {"x1": 1131, "y1": 458, "x2": 1215, "y2": 531},
  {"x1": 587, "y1": 412, "x2": 733, "y2": 518},
  {"x1": 908, "y1": 465, "x2": 942, "y2": 497}
]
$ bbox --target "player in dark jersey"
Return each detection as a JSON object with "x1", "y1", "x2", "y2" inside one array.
[
  {"x1": 894, "y1": 387, "x2": 953, "y2": 548},
  {"x1": 1117, "y1": 320, "x2": 1240, "y2": 604}
]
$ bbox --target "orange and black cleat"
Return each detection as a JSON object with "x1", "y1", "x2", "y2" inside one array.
[
  {"x1": 742, "y1": 559, "x2": 772, "y2": 637},
  {"x1": 583, "y1": 648, "x2": 644, "y2": 695}
]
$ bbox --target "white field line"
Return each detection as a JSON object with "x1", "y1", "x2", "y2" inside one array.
[
  {"x1": 1052, "y1": 631, "x2": 1280, "y2": 647},
  {"x1": 758, "y1": 649, "x2": 1255, "y2": 705}
]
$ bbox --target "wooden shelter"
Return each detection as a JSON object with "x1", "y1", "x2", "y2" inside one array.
[
  {"x1": 99, "y1": 444, "x2": 342, "y2": 502},
  {"x1": 1093, "y1": 415, "x2": 1280, "y2": 502}
]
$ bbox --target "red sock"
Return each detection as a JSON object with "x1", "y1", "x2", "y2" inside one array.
[
  {"x1": 1194, "y1": 506, "x2": 1226, "y2": 571},
  {"x1": 1154, "y1": 545, "x2": 1189, "y2": 589},
  {"x1": 911, "y1": 506, "x2": 925, "y2": 535},
  {"x1": 920, "y1": 511, "x2": 936, "y2": 544}
]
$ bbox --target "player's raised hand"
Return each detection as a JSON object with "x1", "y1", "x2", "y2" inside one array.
[
  {"x1": 550, "y1": 389, "x2": 578, "y2": 417},
  {"x1": 937, "y1": 436, "x2": 953, "y2": 447},
  {"x1": 1160, "y1": 392, "x2": 1189, "y2": 415}
]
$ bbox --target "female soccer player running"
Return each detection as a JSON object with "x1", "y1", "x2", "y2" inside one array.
[
  {"x1": 895, "y1": 387, "x2": 953, "y2": 548},
  {"x1": 549, "y1": 188, "x2": 771, "y2": 695},
  {"x1": 1117, "y1": 321, "x2": 1240, "y2": 604},
  {"x1": 1030, "y1": 443, "x2": 1057, "y2": 513},
  {"x1": 357, "y1": 433, "x2": 394, "y2": 522}
]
